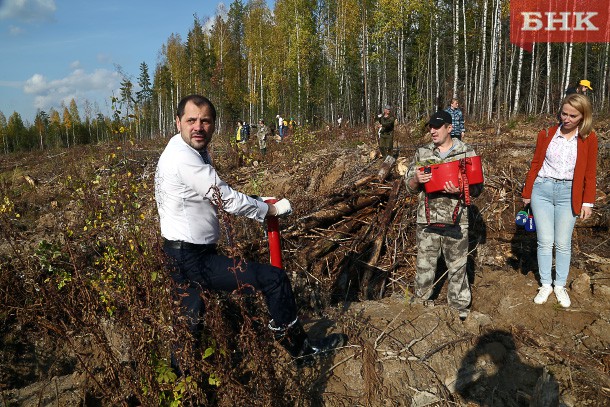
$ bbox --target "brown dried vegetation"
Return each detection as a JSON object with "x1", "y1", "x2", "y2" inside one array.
[{"x1": 1, "y1": 116, "x2": 609, "y2": 406}]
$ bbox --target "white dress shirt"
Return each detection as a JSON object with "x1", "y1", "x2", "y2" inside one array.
[{"x1": 155, "y1": 134, "x2": 268, "y2": 244}]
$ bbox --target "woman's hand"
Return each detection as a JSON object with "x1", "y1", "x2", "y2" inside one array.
[
  {"x1": 522, "y1": 198, "x2": 531, "y2": 206},
  {"x1": 580, "y1": 206, "x2": 593, "y2": 220}
]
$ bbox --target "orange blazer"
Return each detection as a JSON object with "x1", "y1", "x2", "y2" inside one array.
[{"x1": 522, "y1": 126, "x2": 598, "y2": 215}]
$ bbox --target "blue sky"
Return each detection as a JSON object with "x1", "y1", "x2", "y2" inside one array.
[{"x1": 0, "y1": 0, "x2": 229, "y2": 124}]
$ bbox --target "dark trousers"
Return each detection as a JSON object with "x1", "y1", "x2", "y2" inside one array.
[{"x1": 163, "y1": 244, "x2": 298, "y2": 333}]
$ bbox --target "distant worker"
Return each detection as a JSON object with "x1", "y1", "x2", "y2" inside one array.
[
  {"x1": 154, "y1": 95, "x2": 347, "y2": 371},
  {"x1": 257, "y1": 119, "x2": 270, "y2": 156},
  {"x1": 242, "y1": 121, "x2": 251, "y2": 142},
  {"x1": 565, "y1": 79, "x2": 592, "y2": 96},
  {"x1": 376, "y1": 105, "x2": 396, "y2": 157},
  {"x1": 445, "y1": 98, "x2": 465, "y2": 140},
  {"x1": 276, "y1": 114, "x2": 284, "y2": 140},
  {"x1": 283, "y1": 118, "x2": 289, "y2": 138},
  {"x1": 235, "y1": 120, "x2": 245, "y2": 144}
]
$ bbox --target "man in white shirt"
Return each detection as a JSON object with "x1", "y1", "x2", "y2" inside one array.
[{"x1": 155, "y1": 95, "x2": 345, "y2": 370}]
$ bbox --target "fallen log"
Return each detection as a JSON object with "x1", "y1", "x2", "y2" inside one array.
[
  {"x1": 298, "y1": 192, "x2": 389, "y2": 230},
  {"x1": 376, "y1": 156, "x2": 396, "y2": 182}
]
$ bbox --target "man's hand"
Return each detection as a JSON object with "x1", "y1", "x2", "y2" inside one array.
[
  {"x1": 267, "y1": 198, "x2": 292, "y2": 217},
  {"x1": 407, "y1": 168, "x2": 431, "y2": 191},
  {"x1": 443, "y1": 181, "x2": 460, "y2": 194},
  {"x1": 414, "y1": 168, "x2": 432, "y2": 184}
]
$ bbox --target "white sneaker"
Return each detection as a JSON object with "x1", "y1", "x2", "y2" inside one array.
[
  {"x1": 554, "y1": 286, "x2": 571, "y2": 308},
  {"x1": 534, "y1": 285, "x2": 553, "y2": 304}
]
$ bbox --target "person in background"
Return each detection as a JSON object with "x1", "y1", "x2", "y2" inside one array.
[
  {"x1": 404, "y1": 110, "x2": 483, "y2": 321},
  {"x1": 565, "y1": 79, "x2": 592, "y2": 96},
  {"x1": 445, "y1": 98, "x2": 465, "y2": 140},
  {"x1": 242, "y1": 121, "x2": 251, "y2": 142},
  {"x1": 376, "y1": 105, "x2": 396, "y2": 157},
  {"x1": 256, "y1": 119, "x2": 269, "y2": 156},
  {"x1": 235, "y1": 120, "x2": 244, "y2": 144},
  {"x1": 155, "y1": 95, "x2": 346, "y2": 371},
  {"x1": 521, "y1": 93, "x2": 598, "y2": 308},
  {"x1": 276, "y1": 114, "x2": 284, "y2": 140},
  {"x1": 283, "y1": 117, "x2": 289, "y2": 138}
]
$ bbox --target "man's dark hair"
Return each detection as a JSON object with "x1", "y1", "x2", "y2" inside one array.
[{"x1": 176, "y1": 95, "x2": 217, "y2": 121}]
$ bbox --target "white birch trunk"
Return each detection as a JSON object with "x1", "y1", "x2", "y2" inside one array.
[
  {"x1": 562, "y1": 42, "x2": 574, "y2": 106},
  {"x1": 527, "y1": 43, "x2": 537, "y2": 115},
  {"x1": 435, "y1": 4, "x2": 440, "y2": 109},
  {"x1": 452, "y1": 0, "x2": 459, "y2": 98},
  {"x1": 487, "y1": 0, "x2": 500, "y2": 121},
  {"x1": 512, "y1": 46, "x2": 524, "y2": 116},
  {"x1": 476, "y1": 0, "x2": 488, "y2": 118},
  {"x1": 602, "y1": 42, "x2": 609, "y2": 109},
  {"x1": 543, "y1": 43, "x2": 551, "y2": 114},
  {"x1": 461, "y1": 0, "x2": 468, "y2": 113},
  {"x1": 361, "y1": 6, "x2": 369, "y2": 125},
  {"x1": 505, "y1": 45, "x2": 515, "y2": 118},
  {"x1": 399, "y1": 12, "x2": 405, "y2": 120}
]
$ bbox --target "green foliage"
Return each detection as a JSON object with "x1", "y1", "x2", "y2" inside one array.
[{"x1": 36, "y1": 240, "x2": 72, "y2": 290}]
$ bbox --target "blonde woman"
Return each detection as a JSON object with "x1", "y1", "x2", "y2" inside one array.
[{"x1": 522, "y1": 94, "x2": 598, "y2": 308}]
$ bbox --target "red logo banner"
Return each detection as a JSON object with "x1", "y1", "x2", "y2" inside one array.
[{"x1": 510, "y1": 0, "x2": 610, "y2": 50}]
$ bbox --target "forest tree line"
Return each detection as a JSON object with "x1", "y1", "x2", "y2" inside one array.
[{"x1": 1, "y1": 0, "x2": 609, "y2": 154}]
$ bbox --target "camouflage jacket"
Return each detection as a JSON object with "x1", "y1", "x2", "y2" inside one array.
[
  {"x1": 377, "y1": 114, "x2": 396, "y2": 135},
  {"x1": 404, "y1": 138, "x2": 483, "y2": 225}
]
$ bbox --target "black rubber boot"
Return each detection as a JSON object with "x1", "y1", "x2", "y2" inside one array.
[
  {"x1": 272, "y1": 321, "x2": 348, "y2": 367},
  {"x1": 273, "y1": 320, "x2": 308, "y2": 358}
]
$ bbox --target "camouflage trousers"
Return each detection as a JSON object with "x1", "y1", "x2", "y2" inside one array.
[
  {"x1": 379, "y1": 133, "x2": 393, "y2": 157},
  {"x1": 415, "y1": 224, "x2": 471, "y2": 311}
]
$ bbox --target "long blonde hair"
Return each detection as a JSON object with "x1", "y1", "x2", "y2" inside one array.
[{"x1": 561, "y1": 93, "x2": 593, "y2": 138}]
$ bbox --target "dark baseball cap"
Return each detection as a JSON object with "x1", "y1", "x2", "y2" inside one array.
[{"x1": 426, "y1": 110, "x2": 452, "y2": 128}]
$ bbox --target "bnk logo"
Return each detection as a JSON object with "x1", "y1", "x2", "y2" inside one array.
[{"x1": 510, "y1": 0, "x2": 610, "y2": 48}]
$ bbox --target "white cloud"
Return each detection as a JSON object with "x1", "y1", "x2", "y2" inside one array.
[
  {"x1": 0, "y1": 0, "x2": 56, "y2": 22},
  {"x1": 70, "y1": 60, "x2": 81, "y2": 69},
  {"x1": 8, "y1": 24, "x2": 24, "y2": 35},
  {"x1": 97, "y1": 53, "x2": 113, "y2": 64},
  {"x1": 200, "y1": 3, "x2": 227, "y2": 33},
  {"x1": 23, "y1": 68, "x2": 120, "y2": 113}
]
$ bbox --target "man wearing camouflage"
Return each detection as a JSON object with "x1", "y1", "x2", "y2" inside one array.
[
  {"x1": 256, "y1": 119, "x2": 269, "y2": 156},
  {"x1": 376, "y1": 105, "x2": 396, "y2": 157},
  {"x1": 404, "y1": 110, "x2": 483, "y2": 319}
]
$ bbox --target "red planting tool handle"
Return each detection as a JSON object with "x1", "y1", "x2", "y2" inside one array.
[{"x1": 264, "y1": 198, "x2": 283, "y2": 268}]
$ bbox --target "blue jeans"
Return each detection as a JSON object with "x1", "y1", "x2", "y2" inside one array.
[{"x1": 530, "y1": 177, "x2": 577, "y2": 286}]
